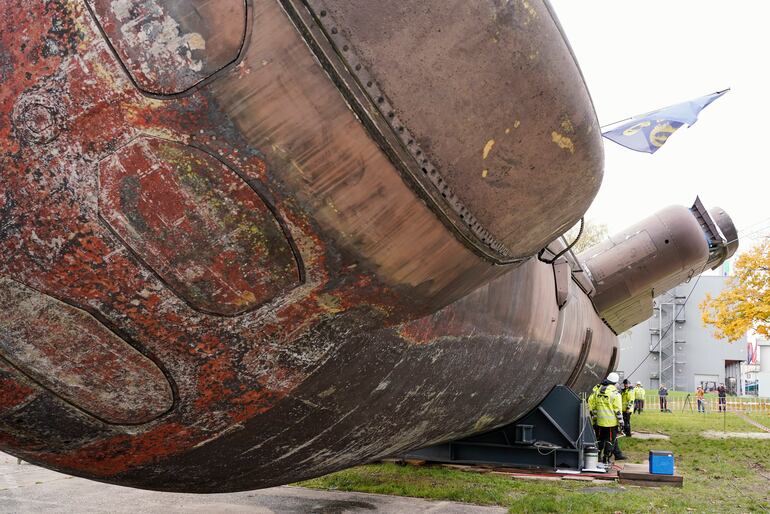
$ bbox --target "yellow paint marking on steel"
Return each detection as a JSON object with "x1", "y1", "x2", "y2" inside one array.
[
  {"x1": 483, "y1": 139, "x2": 495, "y2": 160},
  {"x1": 551, "y1": 131, "x2": 575, "y2": 154},
  {"x1": 318, "y1": 294, "x2": 344, "y2": 314},
  {"x1": 186, "y1": 33, "x2": 206, "y2": 51},
  {"x1": 520, "y1": 0, "x2": 539, "y2": 25},
  {"x1": 474, "y1": 414, "x2": 496, "y2": 431},
  {"x1": 482, "y1": 169, "x2": 489, "y2": 178}
]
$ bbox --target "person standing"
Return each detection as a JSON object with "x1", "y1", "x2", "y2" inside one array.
[
  {"x1": 658, "y1": 384, "x2": 668, "y2": 412},
  {"x1": 620, "y1": 379, "x2": 634, "y2": 437},
  {"x1": 588, "y1": 372, "x2": 625, "y2": 465},
  {"x1": 718, "y1": 383, "x2": 727, "y2": 412},
  {"x1": 696, "y1": 385, "x2": 705, "y2": 413},
  {"x1": 634, "y1": 382, "x2": 645, "y2": 414}
]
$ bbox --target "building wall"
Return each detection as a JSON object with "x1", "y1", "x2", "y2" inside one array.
[
  {"x1": 759, "y1": 341, "x2": 770, "y2": 398},
  {"x1": 617, "y1": 276, "x2": 746, "y2": 393}
]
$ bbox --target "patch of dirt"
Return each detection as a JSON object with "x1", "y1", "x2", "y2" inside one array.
[
  {"x1": 701, "y1": 431, "x2": 770, "y2": 439},
  {"x1": 630, "y1": 431, "x2": 670, "y2": 440},
  {"x1": 733, "y1": 412, "x2": 770, "y2": 433}
]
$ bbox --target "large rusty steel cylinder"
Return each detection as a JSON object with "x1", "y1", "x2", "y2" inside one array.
[{"x1": 0, "y1": 0, "x2": 733, "y2": 494}]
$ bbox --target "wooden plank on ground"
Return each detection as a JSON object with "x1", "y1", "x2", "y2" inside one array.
[
  {"x1": 618, "y1": 463, "x2": 683, "y2": 486},
  {"x1": 441, "y1": 464, "x2": 490, "y2": 473},
  {"x1": 562, "y1": 475, "x2": 595, "y2": 482},
  {"x1": 513, "y1": 475, "x2": 561, "y2": 482},
  {"x1": 619, "y1": 471, "x2": 683, "y2": 483},
  {"x1": 620, "y1": 478, "x2": 683, "y2": 488}
]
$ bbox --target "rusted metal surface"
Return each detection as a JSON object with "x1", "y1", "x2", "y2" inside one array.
[
  {"x1": 108, "y1": 259, "x2": 618, "y2": 491},
  {"x1": 98, "y1": 136, "x2": 301, "y2": 316},
  {"x1": 0, "y1": 277, "x2": 173, "y2": 424},
  {"x1": 85, "y1": 0, "x2": 249, "y2": 96},
  {"x1": 0, "y1": 360, "x2": 40, "y2": 419},
  {"x1": 0, "y1": 0, "x2": 724, "y2": 494}
]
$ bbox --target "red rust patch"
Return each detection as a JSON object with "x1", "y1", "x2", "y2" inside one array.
[
  {"x1": 98, "y1": 136, "x2": 300, "y2": 316},
  {"x1": 0, "y1": 277, "x2": 173, "y2": 425},
  {"x1": 0, "y1": 360, "x2": 39, "y2": 418},
  {"x1": 0, "y1": 0, "x2": 408, "y2": 484}
]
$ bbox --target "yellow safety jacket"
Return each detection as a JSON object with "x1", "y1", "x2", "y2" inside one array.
[
  {"x1": 621, "y1": 387, "x2": 634, "y2": 413},
  {"x1": 634, "y1": 386, "x2": 646, "y2": 400},
  {"x1": 588, "y1": 383, "x2": 622, "y2": 427}
]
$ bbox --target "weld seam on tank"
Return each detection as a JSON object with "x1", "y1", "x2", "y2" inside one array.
[
  {"x1": 565, "y1": 328, "x2": 593, "y2": 389},
  {"x1": 279, "y1": 0, "x2": 526, "y2": 265}
]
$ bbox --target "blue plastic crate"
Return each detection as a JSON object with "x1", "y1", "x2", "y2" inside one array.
[{"x1": 649, "y1": 450, "x2": 675, "y2": 475}]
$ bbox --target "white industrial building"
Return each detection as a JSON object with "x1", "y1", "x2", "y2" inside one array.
[{"x1": 617, "y1": 276, "x2": 747, "y2": 394}]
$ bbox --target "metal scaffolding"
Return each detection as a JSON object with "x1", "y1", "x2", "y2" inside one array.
[{"x1": 650, "y1": 288, "x2": 687, "y2": 391}]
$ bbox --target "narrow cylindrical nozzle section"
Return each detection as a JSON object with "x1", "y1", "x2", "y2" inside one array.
[
  {"x1": 578, "y1": 201, "x2": 738, "y2": 333},
  {"x1": 709, "y1": 206, "x2": 739, "y2": 265}
]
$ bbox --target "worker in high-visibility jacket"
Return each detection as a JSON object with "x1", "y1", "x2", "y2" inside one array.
[
  {"x1": 588, "y1": 372, "x2": 625, "y2": 464},
  {"x1": 634, "y1": 381, "x2": 646, "y2": 414},
  {"x1": 620, "y1": 379, "x2": 634, "y2": 437}
]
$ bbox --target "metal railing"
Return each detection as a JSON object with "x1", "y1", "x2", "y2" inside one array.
[{"x1": 639, "y1": 395, "x2": 770, "y2": 413}]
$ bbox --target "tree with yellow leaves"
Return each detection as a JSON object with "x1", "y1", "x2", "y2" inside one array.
[{"x1": 700, "y1": 239, "x2": 770, "y2": 341}]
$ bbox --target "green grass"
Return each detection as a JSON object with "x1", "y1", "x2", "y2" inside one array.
[
  {"x1": 744, "y1": 412, "x2": 770, "y2": 428},
  {"x1": 298, "y1": 411, "x2": 770, "y2": 513}
]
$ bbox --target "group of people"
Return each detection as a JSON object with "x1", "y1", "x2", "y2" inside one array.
[
  {"x1": 695, "y1": 383, "x2": 728, "y2": 412},
  {"x1": 659, "y1": 382, "x2": 728, "y2": 414},
  {"x1": 587, "y1": 373, "x2": 640, "y2": 465},
  {"x1": 588, "y1": 375, "x2": 732, "y2": 464}
]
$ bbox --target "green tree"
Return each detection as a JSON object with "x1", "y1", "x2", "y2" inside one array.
[{"x1": 700, "y1": 239, "x2": 770, "y2": 341}]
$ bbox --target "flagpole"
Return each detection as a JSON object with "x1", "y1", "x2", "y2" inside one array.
[
  {"x1": 600, "y1": 116, "x2": 635, "y2": 130},
  {"x1": 599, "y1": 88, "x2": 730, "y2": 130}
]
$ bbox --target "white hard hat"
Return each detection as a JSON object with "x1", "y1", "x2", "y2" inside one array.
[
  {"x1": 636, "y1": 381, "x2": 642, "y2": 385},
  {"x1": 607, "y1": 372, "x2": 620, "y2": 383}
]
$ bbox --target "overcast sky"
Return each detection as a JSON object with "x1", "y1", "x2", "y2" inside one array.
[{"x1": 550, "y1": 1, "x2": 769, "y2": 260}]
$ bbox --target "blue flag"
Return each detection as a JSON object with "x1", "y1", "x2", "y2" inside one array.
[{"x1": 602, "y1": 89, "x2": 729, "y2": 154}]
